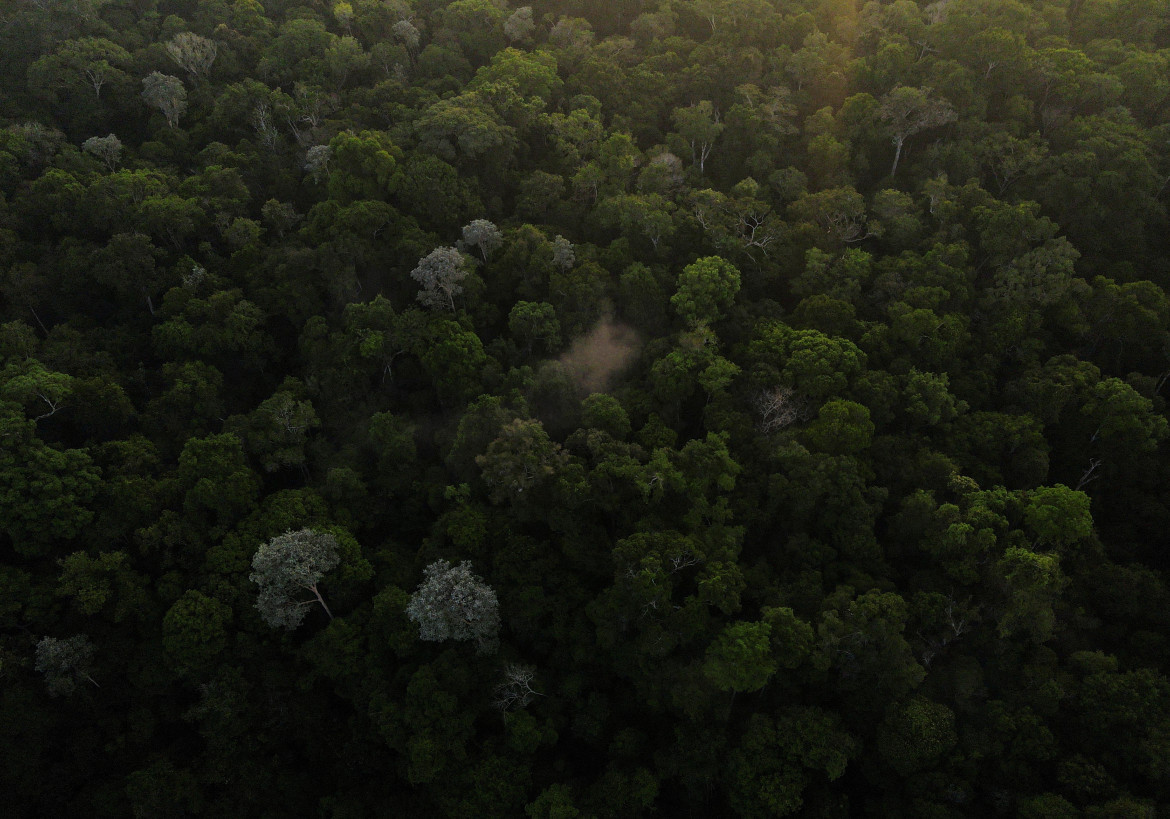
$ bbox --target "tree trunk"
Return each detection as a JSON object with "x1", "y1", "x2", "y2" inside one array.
[
  {"x1": 308, "y1": 584, "x2": 334, "y2": 620},
  {"x1": 890, "y1": 137, "x2": 905, "y2": 178}
]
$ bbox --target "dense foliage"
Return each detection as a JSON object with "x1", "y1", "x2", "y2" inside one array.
[{"x1": 2, "y1": 0, "x2": 1170, "y2": 815}]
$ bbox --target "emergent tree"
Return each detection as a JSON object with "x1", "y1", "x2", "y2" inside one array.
[
  {"x1": 250, "y1": 528, "x2": 340, "y2": 629},
  {"x1": 406, "y1": 559, "x2": 500, "y2": 653}
]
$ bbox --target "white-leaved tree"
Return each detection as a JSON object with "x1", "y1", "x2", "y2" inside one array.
[
  {"x1": 411, "y1": 246, "x2": 468, "y2": 311},
  {"x1": 461, "y1": 219, "x2": 503, "y2": 261},
  {"x1": 492, "y1": 663, "x2": 543, "y2": 714},
  {"x1": 82, "y1": 133, "x2": 122, "y2": 171},
  {"x1": 504, "y1": 7, "x2": 535, "y2": 43},
  {"x1": 552, "y1": 235, "x2": 575, "y2": 271},
  {"x1": 392, "y1": 20, "x2": 421, "y2": 54},
  {"x1": 250, "y1": 528, "x2": 340, "y2": 629},
  {"x1": 165, "y1": 32, "x2": 218, "y2": 81},
  {"x1": 406, "y1": 559, "x2": 500, "y2": 653},
  {"x1": 141, "y1": 71, "x2": 188, "y2": 128},
  {"x1": 35, "y1": 635, "x2": 99, "y2": 696}
]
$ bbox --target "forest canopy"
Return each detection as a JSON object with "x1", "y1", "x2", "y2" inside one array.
[{"x1": 2, "y1": 0, "x2": 1170, "y2": 816}]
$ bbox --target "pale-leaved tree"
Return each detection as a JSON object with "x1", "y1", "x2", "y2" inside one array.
[
  {"x1": 461, "y1": 219, "x2": 503, "y2": 261},
  {"x1": 35, "y1": 635, "x2": 99, "y2": 696},
  {"x1": 141, "y1": 72, "x2": 188, "y2": 128},
  {"x1": 165, "y1": 32, "x2": 217, "y2": 80},
  {"x1": 406, "y1": 559, "x2": 500, "y2": 653},
  {"x1": 553, "y1": 235, "x2": 575, "y2": 271},
  {"x1": 82, "y1": 133, "x2": 122, "y2": 170},
  {"x1": 504, "y1": 6, "x2": 535, "y2": 42},
  {"x1": 492, "y1": 663, "x2": 543, "y2": 714},
  {"x1": 250, "y1": 528, "x2": 339, "y2": 629},
  {"x1": 411, "y1": 246, "x2": 468, "y2": 311}
]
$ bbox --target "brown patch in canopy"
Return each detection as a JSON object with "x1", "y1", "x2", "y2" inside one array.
[{"x1": 558, "y1": 316, "x2": 640, "y2": 393}]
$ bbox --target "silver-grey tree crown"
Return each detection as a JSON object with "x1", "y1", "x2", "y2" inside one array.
[
  {"x1": 141, "y1": 71, "x2": 188, "y2": 128},
  {"x1": 35, "y1": 634, "x2": 97, "y2": 696},
  {"x1": 462, "y1": 219, "x2": 503, "y2": 261},
  {"x1": 250, "y1": 528, "x2": 340, "y2": 630},
  {"x1": 406, "y1": 559, "x2": 500, "y2": 653},
  {"x1": 411, "y1": 246, "x2": 467, "y2": 311}
]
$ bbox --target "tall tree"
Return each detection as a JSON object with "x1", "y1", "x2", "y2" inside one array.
[
  {"x1": 250, "y1": 528, "x2": 341, "y2": 629},
  {"x1": 877, "y1": 86, "x2": 956, "y2": 178},
  {"x1": 406, "y1": 559, "x2": 501, "y2": 653}
]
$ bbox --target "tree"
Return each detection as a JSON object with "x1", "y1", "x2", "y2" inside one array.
[
  {"x1": 703, "y1": 621, "x2": 777, "y2": 698},
  {"x1": 476, "y1": 418, "x2": 569, "y2": 506},
  {"x1": 0, "y1": 408, "x2": 100, "y2": 557},
  {"x1": 234, "y1": 390, "x2": 320, "y2": 474},
  {"x1": 35, "y1": 635, "x2": 98, "y2": 696},
  {"x1": 81, "y1": 134, "x2": 121, "y2": 171},
  {"x1": 57, "y1": 550, "x2": 151, "y2": 623},
  {"x1": 393, "y1": 19, "x2": 421, "y2": 54},
  {"x1": 876, "y1": 698, "x2": 957, "y2": 776},
  {"x1": 1024, "y1": 485, "x2": 1093, "y2": 548},
  {"x1": 1, "y1": 359, "x2": 73, "y2": 421},
  {"x1": 411, "y1": 246, "x2": 468, "y2": 311},
  {"x1": 552, "y1": 235, "x2": 575, "y2": 271},
  {"x1": 508, "y1": 301, "x2": 561, "y2": 355},
  {"x1": 997, "y1": 547, "x2": 1066, "y2": 643},
  {"x1": 504, "y1": 7, "x2": 535, "y2": 43},
  {"x1": 165, "y1": 33, "x2": 218, "y2": 81},
  {"x1": 141, "y1": 72, "x2": 188, "y2": 128},
  {"x1": 595, "y1": 193, "x2": 677, "y2": 252},
  {"x1": 421, "y1": 320, "x2": 489, "y2": 406},
  {"x1": 163, "y1": 591, "x2": 232, "y2": 675},
  {"x1": 671, "y1": 256, "x2": 741, "y2": 326},
  {"x1": 671, "y1": 101, "x2": 724, "y2": 174},
  {"x1": 414, "y1": 93, "x2": 518, "y2": 170},
  {"x1": 406, "y1": 559, "x2": 500, "y2": 653},
  {"x1": 492, "y1": 663, "x2": 543, "y2": 713},
  {"x1": 802, "y1": 399, "x2": 873, "y2": 456},
  {"x1": 877, "y1": 86, "x2": 956, "y2": 178},
  {"x1": 789, "y1": 187, "x2": 879, "y2": 245},
  {"x1": 28, "y1": 37, "x2": 132, "y2": 102},
  {"x1": 462, "y1": 218, "x2": 503, "y2": 261},
  {"x1": 727, "y1": 709, "x2": 857, "y2": 818},
  {"x1": 249, "y1": 528, "x2": 340, "y2": 630},
  {"x1": 325, "y1": 130, "x2": 403, "y2": 202}
]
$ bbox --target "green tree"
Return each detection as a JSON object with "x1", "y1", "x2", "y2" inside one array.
[
  {"x1": 509, "y1": 301, "x2": 561, "y2": 355},
  {"x1": 163, "y1": 591, "x2": 233, "y2": 675},
  {"x1": 0, "y1": 408, "x2": 100, "y2": 556},
  {"x1": 1024, "y1": 485, "x2": 1093, "y2": 548},
  {"x1": 703, "y1": 621, "x2": 777, "y2": 697},
  {"x1": 232, "y1": 390, "x2": 320, "y2": 474},
  {"x1": 177, "y1": 433, "x2": 260, "y2": 533},
  {"x1": 28, "y1": 37, "x2": 132, "y2": 102},
  {"x1": 997, "y1": 547, "x2": 1066, "y2": 643},
  {"x1": 877, "y1": 86, "x2": 957, "y2": 178},
  {"x1": 670, "y1": 101, "x2": 725, "y2": 173},
  {"x1": 728, "y1": 709, "x2": 857, "y2": 818},
  {"x1": 476, "y1": 418, "x2": 569, "y2": 507},
  {"x1": 671, "y1": 256, "x2": 741, "y2": 327},
  {"x1": 876, "y1": 697, "x2": 958, "y2": 776}
]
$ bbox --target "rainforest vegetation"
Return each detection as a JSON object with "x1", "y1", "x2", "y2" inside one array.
[{"x1": 3, "y1": 0, "x2": 1170, "y2": 815}]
